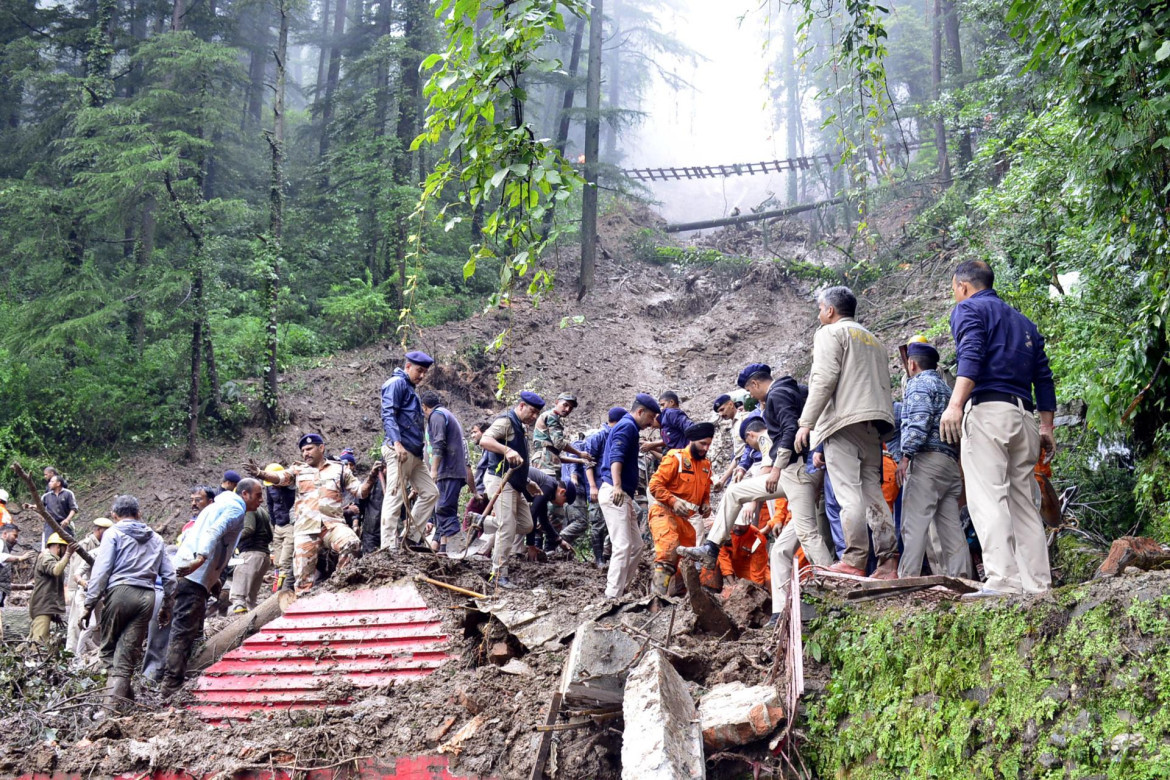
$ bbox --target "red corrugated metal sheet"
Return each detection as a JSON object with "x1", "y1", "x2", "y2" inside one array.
[{"x1": 189, "y1": 585, "x2": 453, "y2": 723}]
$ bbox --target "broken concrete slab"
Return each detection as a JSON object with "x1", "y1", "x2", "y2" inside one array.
[
  {"x1": 621, "y1": 648, "x2": 706, "y2": 780},
  {"x1": 697, "y1": 681, "x2": 785, "y2": 750},
  {"x1": 559, "y1": 620, "x2": 643, "y2": 706},
  {"x1": 474, "y1": 588, "x2": 596, "y2": 651}
]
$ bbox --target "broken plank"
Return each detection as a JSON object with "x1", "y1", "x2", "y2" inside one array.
[{"x1": 529, "y1": 691, "x2": 563, "y2": 780}]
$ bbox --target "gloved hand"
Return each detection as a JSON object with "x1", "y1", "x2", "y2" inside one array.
[
  {"x1": 699, "y1": 503, "x2": 712, "y2": 518},
  {"x1": 672, "y1": 498, "x2": 699, "y2": 518}
]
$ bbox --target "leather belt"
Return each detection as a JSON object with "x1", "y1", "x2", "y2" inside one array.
[{"x1": 971, "y1": 391, "x2": 1033, "y2": 413}]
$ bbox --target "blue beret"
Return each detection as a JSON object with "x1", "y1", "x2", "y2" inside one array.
[
  {"x1": 405, "y1": 350, "x2": 434, "y2": 367},
  {"x1": 906, "y1": 342, "x2": 939, "y2": 361},
  {"x1": 222, "y1": 470, "x2": 241, "y2": 484},
  {"x1": 712, "y1": 393, "x2": 732, "y2": 412},
  {"x1": 561, "y1": 480, "x2": 577, "y2": 506},
  {"x1": 519, "y1": 390, "x2": 546, "y2": 408},
  {"x1": 608, "y1": 406, "x2": 628, "y2": 423},
  {"x1": 736, "y1": 363, "x2": 771, "y2": 389},
  {"x1": 738, "y1": 411, "x2": 763, "y2": 441},
  {"x1": 634, "y1": 393, "x2": 662, "y2": 415},
  {"x1": 298, "y1": 433, "x2": 325, "y2": 448},
  {"x1": 338, "y1": 452, "x2": 356, "y2": 466}
]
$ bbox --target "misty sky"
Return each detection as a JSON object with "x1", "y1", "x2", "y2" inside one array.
[{"x1": 626, "y1": 0, "x2": 792, "y2": 226}]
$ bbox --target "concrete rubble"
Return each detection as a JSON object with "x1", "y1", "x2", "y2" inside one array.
[
  {"x1": 559, "y1": 620, "x2": 643, "y2": 706},
  {"x1": 697, "y1": 681, "x2": 786, "y2": 750},
  {"x1": 621, "y1": 649, "x2": 706, "y2": 780}
]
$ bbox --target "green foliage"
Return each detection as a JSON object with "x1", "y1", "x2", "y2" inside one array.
[
  {"x1": 805, "y1": 590, "x2": 1170, "y2": 778},
  {"x1": 1134, "y1": 428, "x2": 1170, "y2": 543},
  {"x1": 412, "y1": 0, "x2": 586, "y2": 308},
  {"x1": 321, "y1": 272, "x2": 400, "y2": 348}
]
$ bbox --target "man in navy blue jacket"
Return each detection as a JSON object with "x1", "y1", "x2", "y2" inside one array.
[
  {"x1": 940, "y1": 260, "x2": 1056, "y2": 597},
  {"x1": 600, "y1": 394, "x2": 660, "y2": 599},
  {"x1": 379, "y1": 351, "x2": 439, "y2": 551}
]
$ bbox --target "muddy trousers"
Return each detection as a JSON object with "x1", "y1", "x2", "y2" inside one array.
[
  {"x1": 294, "y1": 524, "x2": 360, "y2": 595},
  {"x1": 230, "y1": 550, "x2": 271, "y2": 611},
  {"x1": 898, "y1": 451, "x2": 971, "y2": 578},
  {"x1": 379, "y1": 448, "x2": 439, "y2": 548},
  {"x1": 30, "y1": 614, "x2": 59, "y2": 642},
  {"x1": 769, "y1": 522, "x2": 801, "y2": 610},
  {"x1": 600, "y1": 484, "x2": 642, "y2": 599},
  {"x1": 98, "y1": 584, "x2": 155, "y2": 678},
  {"x1": 272, "y1": 523, "x2": 295, "y2": 584},
  {"x1": 706, "y1": 473, "x2": 786, "y2": 546},
  {"x1": 434, "y1": 478, "x2": 464, "y2": 539},
  {"x1": 961, "y1": 400, "x2": 1051, "y2": 594},
  {"x1": 649, "y1": 506, "x2": 695, "y2": 570},
  {"x1": 161, "y1": 578, "x2": 209, "y2": 692},
  {"x1": 823, "y1": 422, "x2": 898, "y2": 570}
]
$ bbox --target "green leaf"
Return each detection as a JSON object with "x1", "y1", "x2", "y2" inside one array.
[{"x1": 1156, "y1": 40, "x2": 1170, "y2": 62}]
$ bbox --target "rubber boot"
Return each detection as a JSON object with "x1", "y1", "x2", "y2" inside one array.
[
  {"x1": 651, "y1": 564, "x2": 673, "y2": 597},
  {"x1": 104, "y1": 676, "x2": 132, "y2": 714}
]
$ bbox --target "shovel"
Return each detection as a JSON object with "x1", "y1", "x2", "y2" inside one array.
[{"x1": 446, "y1": 466, "x2": 518, "y2": 561}]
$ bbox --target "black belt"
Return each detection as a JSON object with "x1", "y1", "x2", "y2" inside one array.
[{"x1": 971, "y1": 391, "x2": 1033, "y2": 412}]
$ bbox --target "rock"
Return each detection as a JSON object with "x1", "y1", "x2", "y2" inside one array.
[
  {"x1": 559, "y1": 620, "x2": 643, "y2": 706},
  {"x1": 428, "y1": 715, "x2": 457, "y2": 743},
  {"x1": 1038, "y1": 753, "x2": 1061, "y2": 769},
  {"x1": 621, "y1": 649, "x2": 705, "y2": 780},
  {"x1": 499, "y1": 658, "x2": 534, "y2": 676},
  {"x1": 458, "y1": 688, "x2": 483, "y2": 715},
  {"x1": 720, "y1": 579, "x2": 771, "y2": 629},
  {"x1": 697, "y1": 681, "x2": 785, "y2": 750},
  {"x1": 1048, "y1": 733, "x2": 1068, "y2": 748},
  {"x1": 488, "y1": 641, "x2": 514, "y2": 665},
  {"x1": 1042, "y1": 684, "x2": 1070, "y2": 703},
  {"x1": 1110, "y1": 733, "x2": 1145, "y2": 753}
]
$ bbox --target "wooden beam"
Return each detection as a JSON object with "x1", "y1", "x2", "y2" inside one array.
[{"x1": 665, "y1": 196, "x2": 845, "y2": 233}]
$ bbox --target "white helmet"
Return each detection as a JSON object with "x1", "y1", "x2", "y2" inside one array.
[{"x1": 0, "y1": 488, "x2": 8, "y2": 503}]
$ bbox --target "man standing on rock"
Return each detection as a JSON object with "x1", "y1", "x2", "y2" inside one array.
[
  {"x1": 793, "y1": 286, "x2": 898, "y2": 579},
  {"x1": 940, "y1": 261, "x2": 1056, "y2": 597},
  {"x1": 420, "y1": 391, "x2": 475, "y2": 554},
  {"x1": 647, "y1": 421, "x2": 714, "y2": 596},
  {"x1": 896, "y1": 341, "x2": 972, "y2": 579},
  {"x1": 478, "y1": 391, "x2": 546, "y2": 588},
  {"x1": 161, "y1": 479, "x2": 262, "y2": 697},
  {"x1": 379, "y1": 351, "x2": 439, "y2": 551},
  {"x1": 83, "y1": 495, "x2": 176, "y2": 710},
  {"x1": 248, "y1": 435, "x2": 369, "y2": 594},
  {"x1": 600, "y1": 394, "x2": 661, "y2": 600}
]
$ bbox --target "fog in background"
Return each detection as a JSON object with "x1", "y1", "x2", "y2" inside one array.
[{"x1": 625, "y1": 0, "x2": 792, "y2": 226}]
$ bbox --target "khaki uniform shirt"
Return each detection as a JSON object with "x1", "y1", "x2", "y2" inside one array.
[{"x1": 277, "y1": 461, "x2": 362, "y2": 535}]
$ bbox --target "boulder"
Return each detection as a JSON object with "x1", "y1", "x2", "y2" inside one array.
[
  {"x1": 697, "y1": 681, "x2": 785, "y2": 750},
  {"x1": 621, "y1": 649, "x2": 705, "y2": 780}
]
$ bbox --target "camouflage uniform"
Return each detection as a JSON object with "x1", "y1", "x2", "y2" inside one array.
[
  {"x1": 274, "y1": 460, "x2": 362, "y2": 595},
  {"x1": 532, "y1": 409, "x2": 570, "y2": 476}
]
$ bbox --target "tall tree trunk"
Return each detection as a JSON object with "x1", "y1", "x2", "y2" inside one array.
[
  {"x1": 263, "y1": 0, "x2": 289, "y2": 425},
  {"x1": 318, "y1": 0, "x2": 348, "y2": 159},
  {"x1": 186, "y1": 263, "x2": 204, "y2": 461},
  {"x1": 244, "y1": 7, "x2": 269, "y2": 131},
  {"x1": 203, "y1": 328, "x2": 221, "y2": 418},
  {"x1": 171, "y1": 0, "x2": 184, "y2": 31},
  {"x1": 540, "y1": 14, "x2": 585, "y2": 239},
  {"x1": 940, "y1": 0, "x2": 971, "y2": 171},
  {"x1": 931, "y1": 0, "x2": 950, "y2": 184},
  {"x1": 394, "y1": 0, "x2": 423, "y2": 183},
  {"x1": 782, "y1": 4, "x2": 800, "y2": 205},
  {"x1": 314, "y1": 0, "x2": 331, "y2": 103},
  {"x1": 129, "y1": 198, "x2": 155, "y2": 355},
  {"x1": 576, "y1": 0, "x2": 602, "y2": 301},
  {"x1": 602, "y1": 0, "x2": 620, "y2": 162}
]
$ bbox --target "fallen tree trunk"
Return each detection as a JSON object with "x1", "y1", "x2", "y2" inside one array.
[
  {"x1": 190, "y1": 589, "x2": 295, "y2": 671},
  {"x1": 1094, "y1": 536, "x2": 1170, "y2": 579},
  {"x1": 11, "y1": 462, "x2": 94, "y2": 567},
  {"x1": 664, "y1": 197, "x2": 845, "y2": 233},
  {"x1": 680, "y1": 563, "x2": 739, "y2": 639},
  {"x1": 1, "y1": 606, "x2": 32, "y2": 640}
]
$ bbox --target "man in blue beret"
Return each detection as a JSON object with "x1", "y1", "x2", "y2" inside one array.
[
  {"x1": 896, "y1": 340, "x2": 972, "y2": 579},
  {"x1": 379, "y1": 352, "x2": 439, "y2": 552},
  {"x1": 599, "y1": 393, "x2": 660, "y2": 599},
  {"x1": 477, "y1": 391, "x2": 545, "y2": 588},
  {"x1": 709, "y1": 393, "x2": 739, "y2": 488},
  {"x1": 793, "y1": 286, "x2": 898, "y2": 579},
  {"x1": 940, "y1": 261, "x2": 1056, "y2": 596}
]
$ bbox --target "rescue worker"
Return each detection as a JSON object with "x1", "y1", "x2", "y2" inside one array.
[
  {"x1": 710, "y1": 393, "x2": 739, "y2": 485},
  {"x1": 532, "y1": 393, "x2": 593, "y2": 476},
  {"x1": 420, "y1": 391, "x2": 476, "y2": 554},
  {"x1": 379, "y1": 351, "x2": 440, "y2": 551},
  {"x1": 247, "y1": 435, "x2": 368, "y2": 595},
  {"x1": 30, "y1": 533, "x2": 74, "y2": 641},
  {"x1": 229, "y1": 494, "x2": 273, "y2": 613},
  {"x1": 718, "y1": 516, "x2": 771, "y2": 591},
  {"x1": 0, "y1": 488, "x2": 13, "y2": 525},
  {"x1": 221, "y1": 470, "x2": 241, "y2": 494},
  {"x1": 599, "y1": 394, "x2": 661, "y2": 600},
  {"x1": 264, "y1": 464, "x2": 296, "y2": 589},
  {"x1": 643, "y1": 391, "x2": 693, "y2": 454},
  {"x1": 28, "y1": 475, "x2": 77, "y2": 548},
  {"x1": 358, "y1": 461, "x2": 386, "y2": 555},
  {"x1": 82, "y1": 495, "x2": 176, "y2": 710},
  {"x1": 525, "y1": 467, "x2": 577, "y2": 557},
  {"x1": 65, "y1": 516, "x2": 113, "y2": 660},
  {"x1": 161, "y1": 479, "x2": 263, "y2": 698},
  {"x1": 567, "y1": 407, "x2": 625, "y2": 566},
  {"x1": 478, "y1": 391, "x2": 546, "y2": 588},
  {"x1": 647, "y1": 421, "x2": 714, "y2": 596},
  {"x1": 940, "y1": 260, "x2": 1056, "y2": 596},
  {"x1": 794, "y1": 286, "x2": 898, "y2": 579},
  {"x1": 1, "y1": 524, "x2": 34, "y2": 608},
  {"x1": 896, "y1": 341, "x2": 972, "y2": 579}
]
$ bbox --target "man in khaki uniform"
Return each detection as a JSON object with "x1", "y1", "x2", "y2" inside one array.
[
  {"x1": 249, "y1": 434, "x2": 370, "y2": 594},
  {"x1": 940, "y1": 261, "x2": 1056, "y2": 597},
  {"x1": 794, "y1": 286, "x2": 898, "y2": 579},
  {"x1": 65, "y1": 517, "x2": 113, "y2": 660},
  {"x1": 532, "y1": 393, "x2": 592, "y2": 477}
]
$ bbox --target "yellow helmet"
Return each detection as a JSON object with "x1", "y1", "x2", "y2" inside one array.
[
  {"x1": 908, "y1": 334, "x2": 929, "y2": 344},
  {"x1": 46, "y1": 533, "x2": 68, "y2": 546},
  {"x1": 263, "y1": 463, "x2": 284, "y2": 487}
]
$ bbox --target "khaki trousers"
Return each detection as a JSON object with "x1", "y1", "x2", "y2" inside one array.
[
  {"x1": 778, "y1": 459, "x2": 835, "y2": 567},
  {"x1": 66, "y1": 587, "x2": 101, "y2": 659},
  {"x1": 961, "y1": 401, "x2": 1051, "y2": 594},
  {"x1": 272, "y1": 523, "x2": 295, "y2": 581},
  {"x1": 487, "y1": 475, "x2": 532, "y2": 572},
  {"x1": 30, "y1": 614, "x2": 56, "y2": 642},
  {"x1": 769, "y1": 524, "x2": 800, "y2": 608},
  {"x1": 600, "y1": 484, "x2": 642, "y2": 599},
  {"x1": 897, "y1": 451, "x2": 972, "y2": 578},
  {"x1": 706, "y1": 473, "x2": 785, "y2": 545},
  {"x1": 230, "y1": 550, "x2": 272, "y2": 611},
  {"x1": 823, "y1": 422, "x2": 898, "y2": 570},
  {"x1": 380, "y1": 447, "x2": 439, "y2": 548}
]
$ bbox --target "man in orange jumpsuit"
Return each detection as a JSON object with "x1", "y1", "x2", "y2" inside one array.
[
  {"x1": 648, "y1": 422, "x2": 715, "y2": 596},
  {"x1": 718, "y1": 518, "x2": 771, "y2": 588}
]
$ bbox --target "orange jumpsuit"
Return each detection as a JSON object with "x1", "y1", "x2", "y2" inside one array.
[
  {"x1": 648, "y1": 448, "x2": 712, "y2": 569},
  {"x1": 718, "y1": 525, "x2": 771, "y2": 586},
  {"x1": 882, "y1": 452, "x2": 899, "y2": 511}
]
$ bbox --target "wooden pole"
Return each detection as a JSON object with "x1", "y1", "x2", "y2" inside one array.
[
  {"x1": 664, "y1": 196, "x2": 845, "y2": 234},
  {"x1": 189, "y1": 589, "x2": 295, "y2": 671},
  {"x1": 10, "y1": 462, "x2": 94, "y2": 567},
  {"x1": 575, "y1": 0, "x2": 603, "y2": 301},
  {"x1": 414, "y1": 575, "x2": 487, "y2": 600}
]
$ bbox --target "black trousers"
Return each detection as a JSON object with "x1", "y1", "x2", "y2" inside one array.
[{"x1": 161, "y1": 578, "x2": 208, "y2": 690}]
